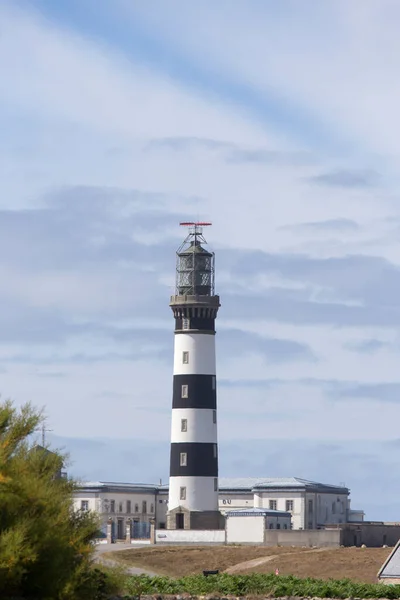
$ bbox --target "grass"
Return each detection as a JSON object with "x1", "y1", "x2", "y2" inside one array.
[{"x1": 105, "y1": 545, "x2": 392, "y2": 583}]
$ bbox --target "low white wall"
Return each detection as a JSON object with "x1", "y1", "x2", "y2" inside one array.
[
  {"x1": 227, "y1": 516, "x2": 264, "y2": 544},
  {"x1": 131, "y1": 539, "x2": 151, "y2": 545},
  {"x1": 155, "y1": 529, "x2": 225, "y2": 544}
]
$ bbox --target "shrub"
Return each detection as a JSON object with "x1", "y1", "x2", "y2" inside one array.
[
  {"x1": 126, "y1": 572, "x2": 400, "y2": 598},
  {"x1": 0, "y1": 400, "x2": 111, "y2": 599}
]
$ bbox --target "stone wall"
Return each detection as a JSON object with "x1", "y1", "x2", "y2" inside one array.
[
  {"x1": 263, "y1": 528, "x2": 342, "y2": 547},
  {"x1": 166, "y1": 507, "x2": 225, "y2": 530},
  {"x1": 339, "y1": 523, "x2": 400, "y2": 548}
]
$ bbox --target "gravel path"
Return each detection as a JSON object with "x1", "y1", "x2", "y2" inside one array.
[
  {"x1": 94, "y1": 543, "x2": 158, "y2": 576},
  {"x1": 225, "y1": 547, "x2": 329, "y2": 574}
]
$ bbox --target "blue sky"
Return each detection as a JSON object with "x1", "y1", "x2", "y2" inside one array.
[{"x1": 2, "y1": 0, "x2": 400, "y2": 520}]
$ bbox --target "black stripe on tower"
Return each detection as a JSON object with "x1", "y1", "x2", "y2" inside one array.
[
  {"x1": 175, "y1": 316, "x2": 215, "y2": 332},
  {"x1": 172, "y1": 374, "x2": 216, "y2": 409},
  {"x1": 170, "y1": 442, "x2": 218, "y2": 477}
]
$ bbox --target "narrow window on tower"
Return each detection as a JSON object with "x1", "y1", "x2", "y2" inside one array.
[
  {"x1": 181, "y1": 384, "x2": 188, "y2": 398},
  {"x1": 212, "y1": 376, "x2": 216, "y2": 390},
  {"x1": 182, "y1": 351, "x2": 189, "y2": 364},
  {"x1": 213, "y1": 410, "x2": 216, "y2": 424},
  {"x1": 214, "y1": 478, "x2": 218, "y2": 491},
  {"x1": 213, "y1": 444, "x2": 217, "y2": 458},
  {"x1": 180, "y1": 486, "x2": 186, "y2": 500},
  {"x1": 180, "y1": 452, "x2": 187, "y2": 466},
  {"x1": 181, "y1": 418, "x2": 187, "y2": 432},
  {"x1": 182, "y1": 317, "x2": 190, "y2": 330}
]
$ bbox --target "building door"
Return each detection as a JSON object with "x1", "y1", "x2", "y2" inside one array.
[
  {"x1": 117, "y1": 519, "x2": 124, "y2": 539},
  {"x1": 176, "y1": 513, "x2": 184, "y2": 529}
]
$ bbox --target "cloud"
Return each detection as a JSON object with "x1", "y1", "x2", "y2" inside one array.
[
  {"x1": 123, "y1": 0, "x2": 400, "y2": 161},
  {"x1": 219, "y1": 328, "x2": 315, "y2": 363},
  {"x1": 284, "y1": 218, "x2": 360, "y2": 233},
  {"x1": 345, "y1": 339, "x2": 390, "y2": 353},
  {"x1": 308, "y1": 169, "x2": 380, "y2": 188},
  {"x1": 146, "y1": 136, "x2": 313, "y2": 166},
  {"x1": 329, "y1": 382, "x2": 400, "y2": 403},
  {"x1": 219, "y1": 250, "x2": 400, "y2": 327}
]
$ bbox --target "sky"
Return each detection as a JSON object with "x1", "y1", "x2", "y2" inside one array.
[{"x1": 1, "y1": 0, "x2": 400, "y2": 521}]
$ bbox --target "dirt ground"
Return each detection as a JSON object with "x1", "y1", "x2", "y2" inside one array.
[
  {"x1": 105, "y1": 545, "x2": 308, "y2": 577},
  {"x1": 238, "y1": 546, "x2": 392, "y2": 583},
  {"x1": 105, "y1": 545, "x2": 392, "y2": 581}
]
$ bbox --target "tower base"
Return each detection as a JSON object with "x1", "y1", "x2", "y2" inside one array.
[{"x1": 167, "y1": 506, "x2": 225, "y2": 530}]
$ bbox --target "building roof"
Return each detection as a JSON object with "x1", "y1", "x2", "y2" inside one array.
[
  {"x1": 227, "y1": 507, "x2": 291, "y2": 517},
  {"x1": 76, "y1": 477, "x2": 349, "y2": 494},
  {"x1": 378, "y1": 539, "x2": 400, "y2": 579},
  {"x1": 76, "y1": 481, "x2": 160, "y2": 493},
  {"x1": 219, "y1": 477, "x2": 349, "y2": 494}
]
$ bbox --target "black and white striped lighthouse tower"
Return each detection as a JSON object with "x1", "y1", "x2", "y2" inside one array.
[{"x1": 166, "y1": 222, "x2": 223, "y2": 531}]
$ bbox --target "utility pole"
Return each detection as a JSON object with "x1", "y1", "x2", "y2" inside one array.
[{"x1": 35, "y1": 422, "x2": 53, "y2": 446}]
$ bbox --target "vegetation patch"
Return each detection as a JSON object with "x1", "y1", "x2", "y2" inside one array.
[{"x1": 125, "y1": 572, "x2": 400, "y2": 599}]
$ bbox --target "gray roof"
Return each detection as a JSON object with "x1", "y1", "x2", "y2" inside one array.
[
  {"x1": 77, "y1": 477, "x2": 348, "y2": 494},
  {"x1": 219, "y1": 477, "x2": 349, "y2": 493},
  {"x1": 378, "y1": 539, "x2": 400, "y2": 578},
  {"x1": 227, "y1": 507, "x2": 291, "y2": 517},
  {"x1": 77, "y1": 481, "x2": 159, "y2": 492}
]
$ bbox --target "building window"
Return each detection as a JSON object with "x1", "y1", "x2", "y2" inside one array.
[
  {"x1": 277, "y1": 523, "x2": 281, "y2": 529},
  {"x1": 134, "y1": 503, "x2": 139, "y2": 513},
  {"x1": 180, "y1": 486, "x2": 186, "y2": 500},
  {"x1": 180, "y1": 452, "x2": 187, "y2": 466},
  {"x1": 182, "y1": 318, "x2": 190, "y2": 330},
  {"x1": 269, "y1": 500, "x2": 277, "y2": 510},
  {"x1": 214, "y1": 478, "x2": 218, "y2": 491},
  {"x1": 181, "y1": 418, "x2": 188, "y2": 432},
  {"x1": 159, "y1": 522, "x2": 166, "y2": 529},
  {"x1": 181, "y1": 384, "x2": 188, "y2": 398},
  {"x1": 212, "y1": 376, "x2": 216, "y2": 390},
  {"x1": 119, "y1": 502, "x2": 123, "y2": 513},
  {"x1": 126, "y1": 500, "x2": 131, "y2": 513},
  {"x1": 332, "y1": 502, "x2": 336, "y2": 514},
  {"x1": 213, "y1": 444, "x2": 217, "y2": 458},
  {"x1": 110, "y1": 500, "x2": 115, "y2": 513},
  {"x1": 283, "y1": 524, "x2": 288, "y2": 529},
  {"x1": 80, "y1": 500, "x2": 89, "y2": 511},
  {"x1": 213, "y1": 410, "x2": 216, "y2": 424},
  {"x1": 142, "y1": 501, "x2": 147, "y2": 514},
  {"x1": 150, "y1": 504, "x2": 154, "y2": 513},
  {"x1": 269, "y1": 523, "x2": 274, "y2": 529},
  {"x1": 286, "y1": 500, "x2": 294, "y2": 512},
  {"x1": 159, "y1": 499, "x2": 163, "y2": 504},
  {"x1": 308, "y1": 499, "x2": 313, "y2": 513},
  {"x1": 182, "y1": 351, "x2": 189, "y2": 364}
]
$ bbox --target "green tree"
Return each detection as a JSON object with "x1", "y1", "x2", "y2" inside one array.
[{"x1": 0, "y1": 400, "x2": 102, "y2": 599}]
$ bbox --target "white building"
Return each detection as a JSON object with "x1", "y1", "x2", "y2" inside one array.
[
  {"x1": 218, "y1": 477, "x2": 364, "y2": 530},
  {"x1": 73, "y1": 476, "x2": 363, "y2": 540},
  {"x1": 226, "y1": 508, "x2": 292, "y2": 544}
]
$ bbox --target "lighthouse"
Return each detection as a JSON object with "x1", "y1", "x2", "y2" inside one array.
[{"x1": 166, "y1": 222, "x2": 223, "y2": 530}]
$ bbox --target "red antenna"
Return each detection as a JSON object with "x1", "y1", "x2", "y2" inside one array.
[{"x1": 179, "y1": 221, "x2": 212, "y2": 227}]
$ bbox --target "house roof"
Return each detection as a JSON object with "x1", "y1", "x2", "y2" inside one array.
[
  {"x1": 219, "y1": 477, "x2": 349, "y2": 494},
  {"x1": 378, "y1": 538, "x2": 400, "y2": 578}
]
